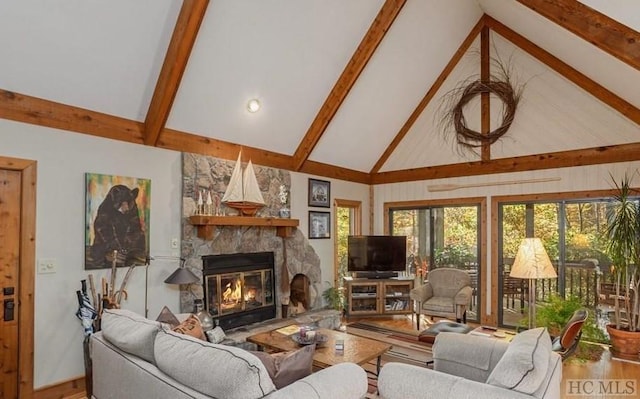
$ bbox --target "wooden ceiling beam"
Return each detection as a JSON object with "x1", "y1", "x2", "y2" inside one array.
[
  {"x1": 143, "y1": 0, "x2": 209, "y2": 146},
  {"x1": 292, "y1": 0, "x2": 406, "y2": 171},
  {"x1": 299, "y1": 160, "x2": 371, "y2": 185},
  {"x1": 157, "y1": 129, "x2": 293, "y2": 170},
  {"x1": 0, "y1": 89, "x2": 144, "y2": 143},
  {"x1": 371, "y1": 142, "x2": 640, "y2": 184},
  {"x1": 157, "y1": 128, "x2": 372, "y2": 184},
  {"x1": 516, "y1": 0, "x2": 640, "y2": 72},
  {"x1": 370, "y1": 16, "x2": 485, "y2": 174},
  {"x1": 485, "y1": 16, "x2": 640, "y2": 125},
  {"x1": 480, "y1": 24, "x2": 491, "y2": 161},
  {"x1": 0, "y1": 86, "x2": 370, "y2": 183}
]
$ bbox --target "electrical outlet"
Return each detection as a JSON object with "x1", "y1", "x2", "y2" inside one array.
[
  {"x1": 38, "y1": 258, "x2": 57, "y2": 274},
  {"x1": 171, "y1": 238, "x2": 179, "y2": 249}
]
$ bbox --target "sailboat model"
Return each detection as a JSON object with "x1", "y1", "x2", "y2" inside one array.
[{"x1": 221, "y1": 151, "x2": 265, "y2": 216}]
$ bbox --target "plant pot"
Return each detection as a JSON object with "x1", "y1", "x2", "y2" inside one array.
[{"x1": 606, "y1": 324, "x2": 640, "y2": 361}]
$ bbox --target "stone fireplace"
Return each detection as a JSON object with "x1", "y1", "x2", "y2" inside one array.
[{"x1": 180, "y1": 153, "x2": 322, "y2": 325}]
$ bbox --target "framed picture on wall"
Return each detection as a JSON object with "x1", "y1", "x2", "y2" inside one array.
[
  {"x1": 308, "y1": 178, "x2": 330, "y2": 208},
  {"x1": 309, "y1": 211, "x2": 331, "y2": 239},
  {"x1": 84, "y1": 173, "x2": 151, "y2": 269}
]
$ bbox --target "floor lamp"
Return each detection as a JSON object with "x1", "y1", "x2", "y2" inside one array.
[{"x1": 509, "y1": 238, "x2": 557, "y2": 330}]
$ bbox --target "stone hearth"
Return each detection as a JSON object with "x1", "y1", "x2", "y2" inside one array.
[{"x1": 180, "y1": 153, "x2": 322, "y2": 319}]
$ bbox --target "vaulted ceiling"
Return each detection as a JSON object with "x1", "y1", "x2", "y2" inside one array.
[{"x1": 1, "y1": 0, "x2": 639, "y2": 185}]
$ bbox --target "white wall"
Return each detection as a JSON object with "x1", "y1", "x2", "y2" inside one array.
[
  {"x1": 0, "y1": 120, "x2": 182, "y2": 388},
  {"x1": 373, "y1": 161, "x2": 640, "y2": 318},
  {"x1": 0, "y1": 119, "x2": 372, "y2": 389}
]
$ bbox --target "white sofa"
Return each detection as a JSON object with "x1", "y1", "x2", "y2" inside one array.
[
  {"x1": 91, "y1": 309, "x2": 368, "y2": 399},
  {"x1": 378, "y1": 328, "x2": 562, "y2": 399}
]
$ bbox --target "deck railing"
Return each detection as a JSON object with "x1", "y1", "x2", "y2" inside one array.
[{"x1": 534, "y1": 259, "x2": 600, "y2": 307}]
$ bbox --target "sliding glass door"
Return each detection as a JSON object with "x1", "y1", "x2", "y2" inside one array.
[
  {"x1": 497, "y1": 198, "x2": 613, "y2": 327},
  {"x1": 389, "y1": 204, "x2": 481, "y2": 322}
]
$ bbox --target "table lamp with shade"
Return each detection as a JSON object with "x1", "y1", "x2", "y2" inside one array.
[
  {"x1": 164, "y1": 258, "x2": 200, "y2": 310},
  {"x1": 164, "y1": 258, "x2": 200, "y2": 285},
  {"x1": 509, "y1": 237, "x2": 557, "y2": 330},
  {"x1": 163, "y1": 259, "x2": 214, "y2": 330},
  {"x1": 145, "y1": 256, "x2": 199, "y2": 317}
]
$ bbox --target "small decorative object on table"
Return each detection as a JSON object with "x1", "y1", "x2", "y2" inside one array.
[
  {"x1": 291, "y1": 326, "x2": 328, "y2": 347},
  {"x1": 194, "y1": 299, "x2": 214, "y2": 331}
]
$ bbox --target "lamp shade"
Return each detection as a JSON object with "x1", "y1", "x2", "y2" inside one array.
[
  {"x1": 164, "y1": 267, "x2": 199, "y2": 285},
  {"x1": 510, "y1": 238, "x2": 557, "y2": 279}
]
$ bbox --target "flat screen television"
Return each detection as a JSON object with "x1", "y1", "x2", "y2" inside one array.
[{"x1": 347, "y1": 235, "x2": 407, "y2": 278}]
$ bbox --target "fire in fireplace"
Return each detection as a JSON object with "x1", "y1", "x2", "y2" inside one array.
[{"x1": 202, "y1": 252, "x2": 276, "y2": 330}]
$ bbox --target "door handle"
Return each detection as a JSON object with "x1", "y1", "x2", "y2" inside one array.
[{"x1": 4, "y1": 298, "x2": 15, "y2": 321}]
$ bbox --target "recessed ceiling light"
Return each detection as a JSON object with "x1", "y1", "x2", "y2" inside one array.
[{"x1": 247, "y1": 99, "x2": 261, "y2": 113}]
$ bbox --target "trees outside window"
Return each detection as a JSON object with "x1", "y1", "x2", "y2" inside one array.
[{"x1": 498, "y1": 198, "x2": 616, "y2": 328}]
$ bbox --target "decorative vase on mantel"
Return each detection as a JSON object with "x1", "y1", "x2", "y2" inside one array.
[
  {"x1": 278, "y1": 184, "x2": 290, "y2": 218},
  {"x1": 279, "y1": 207, "x2": 290, "y2": 218}
]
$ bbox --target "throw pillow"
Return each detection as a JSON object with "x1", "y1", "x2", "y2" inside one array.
[
  {"x1": 100, "y1": 308, "x2": 161, "y2": 364},
  {"x1": 206, "y1": 326, "x2": 226, "y2": 344},
  {"x1": 486, "y1": 327, "x2": 551, "y2": 394},
  {"x1": 250, "y1": 344, "x2": 315, "y2": 389},
  {"x1": 172, "y1": 314, "x2": 207, "y2": 341},
  {"x1": 156, "y1": 306, "x2": 180, "y2": 328}
]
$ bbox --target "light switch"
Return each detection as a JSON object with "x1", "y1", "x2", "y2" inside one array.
[{"x1": 38, "y1": 258, "x2": 57, "y2": 274}]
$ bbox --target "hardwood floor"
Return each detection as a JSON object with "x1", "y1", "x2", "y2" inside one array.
[{"x1": 354, "y1": 315, "x2": 640, "y2": 399}]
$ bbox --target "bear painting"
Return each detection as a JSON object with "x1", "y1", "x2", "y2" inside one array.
[{"x1": 85, "y1": 173, "x2": 150, "y2": 269}]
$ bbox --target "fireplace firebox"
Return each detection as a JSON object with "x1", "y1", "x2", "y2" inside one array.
[{"x1": 202, "y1": 252, "x2": 276, "y2": 330}]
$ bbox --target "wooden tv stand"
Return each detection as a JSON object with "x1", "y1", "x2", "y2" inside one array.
[{"x1": 344, "y1": 278, "x2": 414, "y2": 317}]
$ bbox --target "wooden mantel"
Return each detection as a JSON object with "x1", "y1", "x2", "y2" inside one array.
[{"x1": 189, "y1": 215, "x2": 299, "y2": 240}]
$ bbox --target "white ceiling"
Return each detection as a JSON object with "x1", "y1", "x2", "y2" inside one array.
[
  {"x1": 0, "y1": 0, "x2": 179, "y2": 120},
  {"x1": 1, "y1": 0, "x2": 638, "y2": 175}
]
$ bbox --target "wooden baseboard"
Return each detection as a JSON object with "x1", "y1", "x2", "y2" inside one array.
[{"x1": 34, "y1": 376, "x2": 86, "y2": 399}]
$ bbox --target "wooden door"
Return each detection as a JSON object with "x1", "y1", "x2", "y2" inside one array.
[
  {"x1": 0, "y1": 169, "x2": 21, "y2": 398},
  {"x1": 0, "y1": 156, "x2": 35, "y2": 399}
]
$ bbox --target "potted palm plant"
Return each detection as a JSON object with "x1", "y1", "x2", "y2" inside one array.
[{"x1": 603, "y1": 173, "x2": 640, "y2": 360}]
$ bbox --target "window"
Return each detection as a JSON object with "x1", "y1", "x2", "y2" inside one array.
[
  {"x1": 497, "y1": 195, "x2": 627, "y2": 327},
  {"x1": 387, "y1": 199, "x2": 483, "y2": 322},
  {"x1": 334, "y1": 200, "x2": 361, "y2": 288}
]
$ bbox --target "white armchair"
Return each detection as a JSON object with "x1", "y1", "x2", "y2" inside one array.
[
  {"x1": 410, "y1": 267, "x2": 473, "y2": 329},
  {"x1": 378, "y1": 328, "x2": 562, "y2": 399}
]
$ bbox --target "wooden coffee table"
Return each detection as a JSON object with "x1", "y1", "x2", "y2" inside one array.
[{"x1": 247, "y1": 326, "x2": 392, "y2": 374}]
